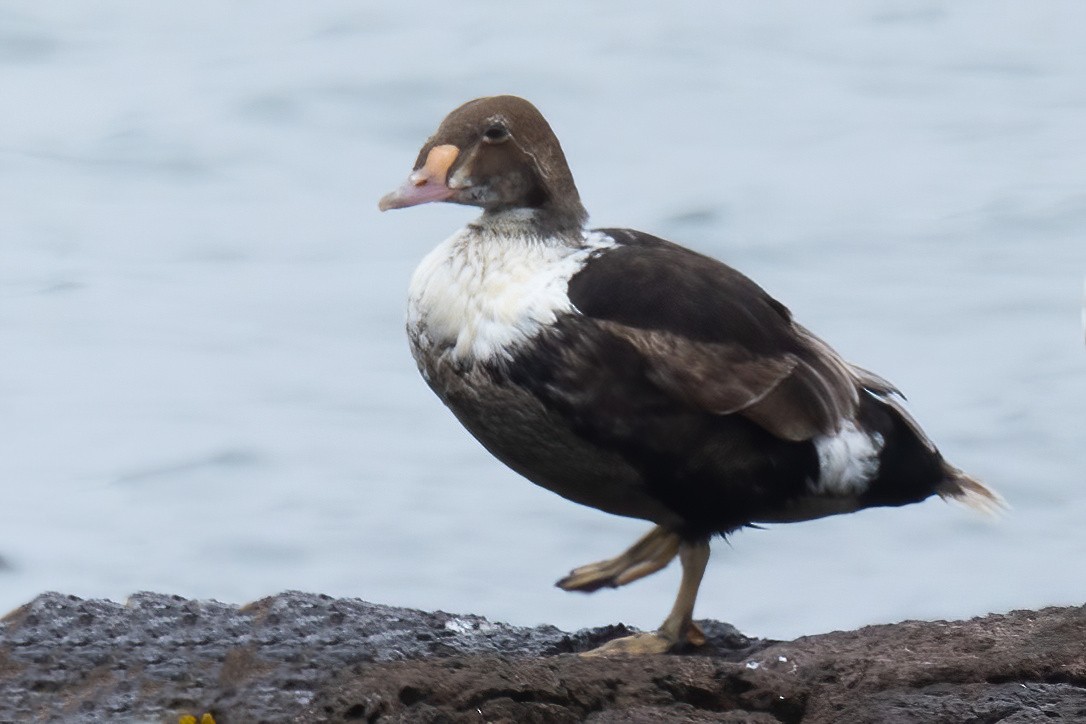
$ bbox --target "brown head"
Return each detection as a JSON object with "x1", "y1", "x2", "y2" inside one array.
[{"x1": 379, "y1": 96, "x2": 588, "y2": 233}]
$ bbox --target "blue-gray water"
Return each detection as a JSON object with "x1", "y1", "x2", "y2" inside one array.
[{"x1": 1, "y1": 1, "x2": 1083, "y2": 639}]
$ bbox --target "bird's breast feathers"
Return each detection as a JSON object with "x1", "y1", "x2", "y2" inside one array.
[{"x1": 407, "y1": 222, "x2": 614, "y2": 363}]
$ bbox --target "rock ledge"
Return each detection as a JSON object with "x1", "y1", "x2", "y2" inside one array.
[{"x1": 1, "y1": 592, "x2": 1083, "y2": 722}]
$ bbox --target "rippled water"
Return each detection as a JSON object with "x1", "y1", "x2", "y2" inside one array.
[{"x1": 2, "y1": 1, "x2": 1084, "y2": 639}]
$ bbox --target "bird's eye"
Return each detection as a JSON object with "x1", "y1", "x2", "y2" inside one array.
[{"x1": 482, "y1": 125, "x2": 510, "y2": 143}]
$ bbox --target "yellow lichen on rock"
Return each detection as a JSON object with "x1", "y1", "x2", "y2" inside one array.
[{"x1": 178, "y1": 714, "x2": 215, "y2": 724}]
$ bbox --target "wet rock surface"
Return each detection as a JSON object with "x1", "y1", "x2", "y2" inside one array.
[{"x1": 1, "y1": 592, "x2": 1083, "y2": 723}]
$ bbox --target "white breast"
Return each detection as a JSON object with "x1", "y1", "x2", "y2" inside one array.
[{"x1": 407, "y1": 219, "x2": 614, "y2": 364}]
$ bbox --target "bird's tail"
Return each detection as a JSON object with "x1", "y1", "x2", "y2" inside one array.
[{"x1": 936, "y1": 465, "x2": 1007, "y2": 517}]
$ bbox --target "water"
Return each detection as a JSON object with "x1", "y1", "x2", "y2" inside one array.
[{"x1": 1, "y1": 1, "x2": 1084, "y2": 640}]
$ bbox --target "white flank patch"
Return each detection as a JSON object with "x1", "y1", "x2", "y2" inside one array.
[
  {"x1": 407, "y1": 216, "x2": 614, "y2": 363},
  {"x1": 811, "y1": 421, "x2": 884, "y2": 496}
]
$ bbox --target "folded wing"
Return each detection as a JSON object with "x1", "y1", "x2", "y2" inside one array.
[{"x1": 569, "y1": 229, "x2": 861, "y2": 442}]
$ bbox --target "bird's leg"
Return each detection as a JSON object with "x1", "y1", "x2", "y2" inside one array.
[
  {"x1": 556, "y1": 525, "x2": 681, "y2": 592},
  {"x1": 581, "y1": 538, "x2": 711, "y2": 656},
  {"x1": 656, "y1": 538, "x2": 710, "y2": 646}
]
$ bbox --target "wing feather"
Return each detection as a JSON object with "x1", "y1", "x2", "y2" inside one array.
[{"x1": 569, "y1": 229, "x2": 861, "y2": 441}]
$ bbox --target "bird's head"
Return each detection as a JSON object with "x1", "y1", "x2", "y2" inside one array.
[{"x1": 379, "y1": 95, "x2": 587, "y2": 232}]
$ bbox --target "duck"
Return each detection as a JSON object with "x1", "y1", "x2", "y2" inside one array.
[{"x1": 379, "y1": 95, "x2": 1002, "y2": 655}]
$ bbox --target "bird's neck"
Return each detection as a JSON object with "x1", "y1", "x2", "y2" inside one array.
[{"x1": 474, "y1": 204, "x2": 587, "y2": 244}]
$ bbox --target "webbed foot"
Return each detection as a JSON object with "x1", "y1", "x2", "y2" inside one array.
[
  {"x1": 557, "y1": 526, "x2": 681, "y2": 592},
  {"x1": 580, "y1": 622, "x2": 705, "y2": 657}
]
